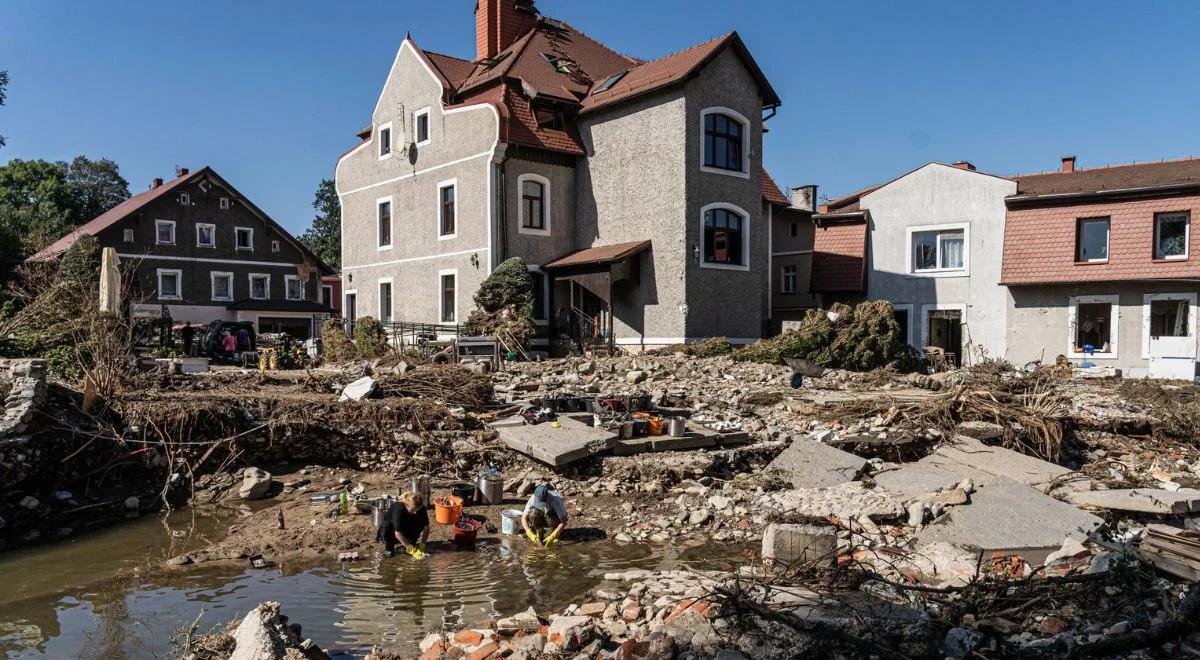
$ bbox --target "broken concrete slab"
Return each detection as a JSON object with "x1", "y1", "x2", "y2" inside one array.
[
  {"x1": 922, "y1": 435, "x2": 1093, "y2": 493},
  {"x1": 339, "y1": 376, "x2": 378, "y2": 402},
  {"x1": 915, "y1": 479, "x2": 1104, "y2": 564},
  {"x1": 874, "y1": 463, "x2": 974, "y2": 501},
  {"x1": 493, "y1": 415, "x2": 617, "y2": 466},
  {"x1": 768, "y1": 435, "x2": 868, "y2": 488},
  {"x1": 762, "y1": 523, "x2": 837, "y2": 567},
  {"x1": 764, "y1": 482, "x2": 907, "y2": 521},
  {"x1": 1065, "y1": 488, "x2": 1200, "y2": 514}
]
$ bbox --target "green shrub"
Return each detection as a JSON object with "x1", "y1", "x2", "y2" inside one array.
[
  {"x1": 687, "y1": 336, "x2": 732, "y2": 358},
  {"x1": 353, "y1": 316, "x2": 389, "y2": 359},
  {"x1": 322, "y1": 321, "x2": 357, "y2": 363},
  {"x1": 44, "y1": 345, "x2": 84, "y2": 383},
  {"x1": 464, "y1": 257, "x2": 536, "y2": 349},
  {"x1": 736, "y1": 301, "x2": 912, "y2": 372}
]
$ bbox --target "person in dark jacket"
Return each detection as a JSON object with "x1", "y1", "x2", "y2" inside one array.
[
  {"x1": 376, "y1": 491, "x2": 430, "y2": 558},
  {"x1": 181, "y1": 323, "x2": 195, "y2": 356}
]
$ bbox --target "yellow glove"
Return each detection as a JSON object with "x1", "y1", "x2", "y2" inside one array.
[
  {"x1": 526, "y1": 528, "x2": 542, "y2": 544},
  {"x1": 405, "y1": 545, "x2": 416, "y2": 556},
  {"x1": 411, "y1": 547, "x2": 426, "y2": 560},
  {"x1": 543, "y1": 528, "x2": 561, "y2": 546}
]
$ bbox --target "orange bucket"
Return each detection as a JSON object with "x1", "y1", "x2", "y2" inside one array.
[
  {"x1": 635, "y1": 412, "x2": 665, "y2": 436},
  {"x1": 434, "y1": 495, "x2": 463, "y2": 525}
]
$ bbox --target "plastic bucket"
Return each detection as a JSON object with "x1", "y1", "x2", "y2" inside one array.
[
  {"x1": 501, "y1": 509, "x2": 523, "y2": 535},
  {"x1": 434, "y1": 495, "x2": 463, "y2": 525},
  {"x1": 451, "y1": 482, "x2": 476, "y2": 504},
  {"x1": 453, "y1": 517, "x2": 482, "y2": 546}
]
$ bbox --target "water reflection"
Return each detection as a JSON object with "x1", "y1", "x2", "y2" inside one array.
[{"x1": 0, "y1": 511, "x2": 730, "y2": 657}]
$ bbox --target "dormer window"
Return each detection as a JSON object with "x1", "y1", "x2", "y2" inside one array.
[
  {"x1": 377, "y1": 123, "x2": 392, "y2": 159},
  {"x1": 534, "y1": 105, "x2": 564, "y2": 131},
  {"x1": 543, "y1": 53, "x2": 574, "y2": 74},
  {"x1": 701, "y1": 108, "x2": 749, "y2": 177}
]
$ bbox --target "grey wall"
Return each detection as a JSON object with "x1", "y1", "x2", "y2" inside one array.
[
  {"x1": 861, "y1": 163, "x2": 1015, "y2": 363},
  {"x1": 335, "y1": 41, "x2": 499, "y2": 324}
]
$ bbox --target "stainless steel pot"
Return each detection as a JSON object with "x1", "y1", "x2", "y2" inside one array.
[
  {"x1": 371, "y1": 498, "x2": 389, "y2": 528},
  {"x1": 477, "y1": 473, "x2": 504, "y2": 505},
  {"x1": 667, "y1": 417, "x2": 687, "y2": 438},
  {"x1": 409, "y1": 475, "x2": 431, "y2": 506}
]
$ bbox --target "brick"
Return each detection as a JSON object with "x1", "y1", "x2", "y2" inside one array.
[
  {"x1": 420, "y1": 641, "x2": 447, "y2": 660},
  {"x1": 466, "y1": 642, "x2": 499, "y2": 660},
  {"x1": 454, "y1": 630, "x2": 484, "y2": 647}
]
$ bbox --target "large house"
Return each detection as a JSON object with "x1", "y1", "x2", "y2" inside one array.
[
  {"x1": 334, "y1": 0, "x2": 793, "y2": 352},
  {"x1": 31, "y1": 166, "x2": 335, "y2": 339}
]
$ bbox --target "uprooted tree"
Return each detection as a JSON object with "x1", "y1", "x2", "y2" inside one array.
[
  {"x1": 738, "y1": 300, "x2": 913, "y2": 371},
  {"x1": 464, "y1": 256, "x2": 536, "y2": 351}
]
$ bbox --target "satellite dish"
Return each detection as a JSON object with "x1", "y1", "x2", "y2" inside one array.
[{"x1": 407, "y1": 142, "x2": 419, "y2": 166}]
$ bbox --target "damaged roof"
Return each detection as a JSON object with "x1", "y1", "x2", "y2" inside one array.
[{"x1": 1011, "y1": 157, "x2": 1200, "y2": 200}]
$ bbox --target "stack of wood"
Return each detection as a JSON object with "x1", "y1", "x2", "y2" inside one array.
[{"x1": 1140, "y1": 524, "x2": 1200, "y2": 582}]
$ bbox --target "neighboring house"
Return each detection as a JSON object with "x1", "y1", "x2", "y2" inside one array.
[
  {"x1": 30, "y1": 166, "x2": 335, "y2": 339},
  {"x1": 321, "y1": 271, "x2": 343, "y2": 316},
  {"x1": 810, "y1": 189, "x2": 871, "y2": 309},
  {"x1": 769, "y1": 183, "x2": 821, "y2": 327},
  {"x1": 334, "y1": 0, "x2": 789, "y2": 352},
  {"x1": 1002, "y1": 156, "x2": 1200, "y2": 379}
]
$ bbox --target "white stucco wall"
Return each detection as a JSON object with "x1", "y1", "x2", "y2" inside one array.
[{"x1": 861, "y1": 163, "x2": 1016, "y2": 363}]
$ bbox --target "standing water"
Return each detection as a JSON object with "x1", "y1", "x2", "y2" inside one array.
[{"x1": 0, "y1": 509, "x2": 741, "y2": 657}]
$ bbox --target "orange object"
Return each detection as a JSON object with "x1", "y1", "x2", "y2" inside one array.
[
  {"x1": 434, "y1": 495, "x2": 463, "y2": 525},
  {"x1": 633, "y1": 412, "x2": 665, "y2": 436},
  {"x1": 453, "y1": 517, "x2": 482, "y2": 546}
]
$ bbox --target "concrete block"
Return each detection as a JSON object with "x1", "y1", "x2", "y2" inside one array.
[
  {"x1": 762, "y1": 523, "x2": 837, "y2": 567},
  {"x1": 768, "y1": 435, "x2": 868, "y2": 488},
  {"x1": 493, "y1": 415, "x2": 617, "y2": 466},
  {"x1": 923, "y1": 435, "x2": 1093, "y2": 493},
  {"x1": 1066, "y1": 488, "x2": 1200, "y2": 514}
]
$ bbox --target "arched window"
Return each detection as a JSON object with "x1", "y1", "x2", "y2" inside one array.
[
  {"x1": 522, "y1": 180, "x2": 545, "y2": 230},
  {"x1": 704, "y1": 112, "x2": 745, "y2": 172},
  {"x1": 704, "y1": 207, "x2": 745, "y2": 266}
]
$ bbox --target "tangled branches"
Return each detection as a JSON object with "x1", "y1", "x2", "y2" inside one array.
[{"x1": 377, "y1": 365, "x2": 493, "y2": 408}]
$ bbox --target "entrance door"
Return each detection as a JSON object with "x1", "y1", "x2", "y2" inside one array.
[
  {"x1": 926, "y1": 309, "x2": 963, "y2": 367},
  {"x1": 345, "y1": 293, "x2": 357, "y2": 324},
  {"x1": 1145, "y1": 294, "x2": 1196, "y2": 378}
]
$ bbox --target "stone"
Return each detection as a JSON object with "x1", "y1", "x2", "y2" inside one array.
[
  {"x1": 1045, "y1": 537, "x2": 1089, "y2": 565},
  {"x1": 1106, "y1": 621, "x2": 1131, "y2": 636},
  {"x1": 510, "y1": 633, "x2": 546, "y2": 655},
  {"x1": 626, "y1": 371, "x2": 647, "y2": 384},
  {"x1": 545, "y1": 615, "x2": 593, "y2": 653},
  {"x1": 19, "y1": 496, "x2": 39, "y2": 510},
  {"x1": 762, "y1": 523, "x2": 836, "y2": 567},
  {"x1": 579, "y1": 602, "x2": 607, "y2": 618},
  {"x1": 1065, "y1": 488, "x2": 1200, "y2": 514},
  {"x1": 239, "y1": 468, "x2": 272, "y2": 500},
  {"x1": 466, "y1": 642, "x2": 499, "y2": 660},
  {"x1": 956, "y1": 420, "x2": 1005, "y2": 442},
  {"x1": 688, "y1": 510, "x2": 712, "y2": 526},
  {"x1": 228, "y1": 601, "x2": 315, "y2": 660},
  {"x1": 339, "y1": 376, "x2": 378, "y2": 402},
  {"x1": 420, "y1": 634, "x2": 445, "y2": 652},
  {"x1": 943, "y1": 627, "x2": 982, "y2": 660},
  {"x1": 495, "y1": 607, "x2": 540, "y2": 634},
  {"x1": 767, "y1": 436, "x2": 868, "y2": 488},
  {"x1": 920, "y1": 488, "x2": 970, "y2": 507},
  {"x1": 1039, "y1": 616, "x2": 1069, "y2": 635},
  {"x1": 906, "y1": 501, "x2": 927, "y2": 527},
  {"x1": 453, "y1": 629, "x2": 484, "y2": 646},
  {"x1": 714, "y1": 651, "x2": 749, "y2": 660},
  {"x1": 124, "y1": 496, "x2": 140, "y2": 510}
]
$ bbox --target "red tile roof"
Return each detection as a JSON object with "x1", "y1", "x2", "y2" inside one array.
[
  {"x1": 762, "y1": 171, "x2": 789, "y2": 207},
  {"x1": 544, "y1": 240, "x2": 651, "y2": 270},
  {"x1": 811, "y1": 218, "x2": 868, "y2": 292},
  {"x1": 29, "y1": 169, "x2": 203, "y2": 260},
  {"x1": 1011, "y1": 157, "x2": 1200, "y2": 198}
]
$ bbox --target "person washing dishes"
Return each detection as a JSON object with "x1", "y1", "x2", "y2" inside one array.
[
  {"x1": 377, "y1": 491, "x2": 429, "y2": 558},
  {"x1": 522, "y1": 482, "x2": 568, "y2": 547}
]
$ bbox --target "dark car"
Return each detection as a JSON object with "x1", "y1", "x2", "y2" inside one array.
[{"x1": 201, "y1": 320, "x2": 257, "y2": 361}]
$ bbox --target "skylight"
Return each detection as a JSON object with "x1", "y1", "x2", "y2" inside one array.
[
  {"x1": 595, "y1": 70, "x2": 628, "y2": 93},
  {"x1": 543, "y1": 52, "x2": 574, "y2": 74}
]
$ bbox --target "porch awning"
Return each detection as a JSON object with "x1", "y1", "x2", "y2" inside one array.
[
  {"x1": 226, "y1": 299, "x2": 336, "y2": 314},
  {"x1": 543, "y1": 240, "x2": 651, "y2": 272}
]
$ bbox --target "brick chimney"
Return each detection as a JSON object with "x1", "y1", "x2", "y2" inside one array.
[
  {"x1": 151, "y1": 177, "x2": 163, "y2": 189},
  {"x1": 476, "y1": 0, "x2": 538, "y2": 61},
  {"x1": 952, "y1": 161, "x2": 976, "y2": 171},
  {"x1": 1061, "y1": 155, "x2": 1076, "y2": 173},
  {"x1": 175, "y1": 166, "x2": 190, "y2": 177}
]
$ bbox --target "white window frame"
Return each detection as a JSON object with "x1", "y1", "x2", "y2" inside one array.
[
  {"x1": 377, "y1": 122, "x2": 393, "y2": 160},
  {"x1": 1067, "y1": 294, "x2": 1119, "y2": 358},
  {"x1": 321, "y1": 284, "x2": 334, "y2": 307},
  {"x1": 377, "y1": 196, "x2": 394, "y2": 250},
  {"x1": 123, "y1": 228, "x2": 135, "y2": 243},
  {"x1": 219, "y1": 197, "x2": 231, "y2": 210},
  {"x1": 413, "y1": 107, "x2": 432, "y2": 147},
  {"x1": 196, "y1": 223, "x2": 216, "y2": 248},
  {"x1": 699, "y1": 106, "x2": 751, "y2": 180},
  {"x1": 1076, "y1": 217, "x2": 1110, "y2": 263},
  {"x1": 179, "y1": 192, "x2": 190, "y2": 206},
  {"x1": 780, "y1": 264, "x2": 797, "y2": 294},
  {"x1": 527, "y1": 264, "x2": 550, "y2": 324},
  {"x1": 249, "y1": 273, "x2": 270, "y2": 300},
  {"x1": 284, "y1": 274, "x2": 303, "y2": 301},
  {"x1": 210, "y1": 271, "x2": 234, "y2": 302},
  {"x1": 344, "y1": 289, "x2": 358, "y2": 322},
  {"x1": 1141, "y1": 292, "x2": 1198, "y2": 359},
  {"x1": 235, "y1": 226, "x2": 254, "y2": 251},
  {"x1": 906, "y1": 222, "x2": 969, "y2": 277},
  {"x1": 892, "y1": 303, "x2": 915, "y2": 347},
  {"x1": 378, "y1": 277, "x2": 394, "y2": 323},
  {"x1": 517, "y1": 173, "x2": 551, "y2": 236},
  {"x1": 155, "y1": 219, "x2": 176, "y2": 245},
  {"x1": 1154, "y1": 211, "x2": 1190, "y2": 261},
  {"x1": 919, "y1": 302, "x2": 967, "y2": 353},
  {"x1": 438, "y1": 269, "x2": 458, "y2": 324},
  {"x1": 437, "y1": 179, "x2": 458, "y2": 241},
  {"x1": 699, "y1": 202, "x2": 751, "y2": 271},
  {"x1": 271, "y1": 239, "x2": 281, "y2": 253},
  {"x1": 157, "y1": 268, "x2": 183, "y2": 301}
]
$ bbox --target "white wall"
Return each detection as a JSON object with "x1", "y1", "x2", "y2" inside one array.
[{"x1": 862, "y1": 163, "x2": 1016, "y2": 364}]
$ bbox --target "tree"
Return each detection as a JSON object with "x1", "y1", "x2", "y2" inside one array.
[
  {"x1": 0, "y1": 71, "x2": 8, "y2": 149},
  {"x1": 300, "y1": 178, "x2": 340, "y2": 267},
  {"x1": 65, "y1": 156, "x2": 129, "y2": 223},
  {"x1": 465, "y1": 257, "x2": 536, "y2": 349}
]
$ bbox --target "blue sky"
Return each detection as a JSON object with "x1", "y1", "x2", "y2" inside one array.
[{"x1": 2, "y1": 1, "x2": 1199, "y2": 234}]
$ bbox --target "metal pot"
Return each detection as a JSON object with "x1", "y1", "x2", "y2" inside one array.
[
  {"x1": 371, "y1": 498, "x2": 389, "y2": 528},
  {"x1": 667, "y1": 417, "x2": 687, "y2": 438},
  {"x1": 619, "y1": 422, "x2": 634, "y2": 439},
  {"x1": 409, "y1": 475, "x2": 431, "y2": 507},
  {"x1": 477, "y1": 472, "x2": 504, "y2": 505}
]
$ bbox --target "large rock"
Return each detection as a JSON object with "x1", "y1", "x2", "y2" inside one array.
[
  {"x1": 545, "y1": 615, "x2": 594, "y2": 654},
  {"x1": 239, "y1": 467, "x2": 273, "y2": 500},
  {"x1": 768, "y1": 435, "x2": 868, "y2": 488},
  {"x1": 339, "y1": 376, "x2": 378, "y2": 402},
  {"x1": 762, "y1": 523, "x2": 837, "y2": 568},
  {"x1": 496, "y1": 606, "x2": 542, "y2": 634},
  {"x1": 229, "y1": 601, "x2": 327, "y2": 660}
]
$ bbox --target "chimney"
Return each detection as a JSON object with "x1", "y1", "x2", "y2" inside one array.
[
  {"x1": 1061, "y1": 155, "x2": 1076, "y2": 173},
  {"x1": 151, "y1": 177, "x2": 163, "y2": 189},
  {"x1": 476, "y1": 0, "x2": 538, "y2": 61},
  {"x1": 175, "y1": 166, "x2": 190, "y2": 177},
  {"x1": 952, "y1": 161, "x2": 976, "y2": 171},
  {"x1": 790, "y1": 185, "x2": 818, "y2": 212}
]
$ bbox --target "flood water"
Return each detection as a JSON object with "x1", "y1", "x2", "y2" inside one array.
[{"x1": 0, "y1": 508, "x2": 740, "y2": 658}]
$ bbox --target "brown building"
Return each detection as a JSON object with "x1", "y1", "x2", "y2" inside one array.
[{"x1": 31, "y1": 166, "x2": 335, "y2": 339}]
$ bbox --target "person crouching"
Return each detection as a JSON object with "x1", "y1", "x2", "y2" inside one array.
[
  {"x1": 377, "y1": 491, "x2": 429, "y2": 558},
  {"x1": 522, "y1": 482, "x2": 568, "y2": 547}
]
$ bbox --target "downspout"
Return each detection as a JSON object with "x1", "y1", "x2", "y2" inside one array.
[
  {"x1": 762, "y1": 103, "x2": 780, "y2": 123},
  {"x1": 496, "y1": 149, "x2": 510, "y2": 264}
]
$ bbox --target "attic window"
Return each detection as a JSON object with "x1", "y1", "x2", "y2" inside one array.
[
  {"x1": 543, "y1": 53, "x2": 574, "y2": 74},
  {"x1": 534, "y1": 105, "x2": 564, "y2": 130},
  {"x1": 595, "y1": 71, "x2": 627, "y2": 93}
]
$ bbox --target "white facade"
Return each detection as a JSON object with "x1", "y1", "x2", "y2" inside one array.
[{"x1": 861, "y1": 162, "x2": 1016, "y2": 365}]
